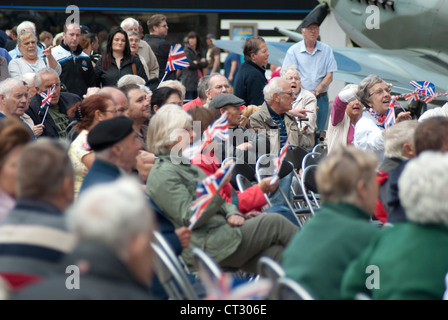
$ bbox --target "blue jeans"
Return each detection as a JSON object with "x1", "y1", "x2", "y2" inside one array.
[{"x1": 317, "y1": 94, "x2": 330, "y2": 131}]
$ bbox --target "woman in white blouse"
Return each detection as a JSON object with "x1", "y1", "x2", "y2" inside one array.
[{"x1": 8, "y1": 31, "x2": 61, "y2": 79}]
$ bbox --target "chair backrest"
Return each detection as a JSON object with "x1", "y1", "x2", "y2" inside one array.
[
  {"x1": 285, "y1": 145, "x2": 309, "y2": 171},
  {"x1": 257, "y1": 256, "x2": 285, "y2": 280},
  {"x1": 270, "y1": 277, "x2": 314, "y2": 300},
  {"x1": 236, "y1": 173, "x2": 253, "y2": 193},
  {"x1": 256, "y1": 153, "x2": 293, "y2": 182},
  {"x1": 151, "y1": 243, "x2": 199, "y2": 300},
  {"x1": 301, "y1": 164, "x2": 319, "y2": 194},
  {"x1": 192, "y1": 247, "x2": 222, "y2": 280},
  {"x1": 312, "y1": 143, "x2": 328, "y2": 157},
  {"x1": 301, "y1": 152, "x2": 322, "y2": 170},
  {"x1": 230, "y1": 162, "x2": 256, "y2": 190}
]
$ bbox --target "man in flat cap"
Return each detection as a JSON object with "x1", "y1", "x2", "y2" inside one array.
[
  {"x1": 79, "y1": 116, "x2": 143, "y2": 193},
  {"x1": 209, "y1": 93, "x2": 269, "y2": 166},
  {"x1": 282, "y1": 14, "x2": 337, "y2": 134}
]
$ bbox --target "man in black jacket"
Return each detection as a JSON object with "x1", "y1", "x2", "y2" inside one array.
[
  {"x1": 26, "y1": 68, "x2": 81, "y2": 139},
  {"x1": 143, "y1": 14, "x2": 176, "y2": 83},
  {"x1": 51, "y1": 23, "x2": 96, "y2": 98}
]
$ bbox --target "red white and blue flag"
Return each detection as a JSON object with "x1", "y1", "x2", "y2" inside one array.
[
  {"x1": 189, "y1": 161, "x2": 234, "y2": 229},
  {"x1": 165, "y1": 44, "x2": 190, "y2": 72},
  {"x1": 39, "y1": 84, "x2": 56, "y2": 115},
  {"x1": 410, "y1": 81, "x2": 435, "y2": 97}
]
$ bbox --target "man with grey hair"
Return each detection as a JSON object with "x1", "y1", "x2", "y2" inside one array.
[
  {"x1": 249, "y1": 77, "x2": 311, "y2": 155},
  {"x1": 0, "y1": 139, "x2": 76, "y2": 290},
  {"x1": 9, "y1": 21, "x2": 45, "y2": 59},
  {"x1": 26, "y1": 68, "x2": 81, "y2": 139},
  {"x1": 182, "y1": 75, "x2": 210, "y2": 111},
  {"x1": 204, "y1": 73, "x2": 231, "y2": 106},
  {"x1": 51, "y1": 22, "x2": 96, "y2": 98},
  {"x1": 121, "y1": 17, "x2": 159, "y2": 88},
  {"x1": 342, "y1": 151, "x2": 448, "y2": 300},
  {"x1": 13, "y1": 177, "x2": 159, "y2": 300}
]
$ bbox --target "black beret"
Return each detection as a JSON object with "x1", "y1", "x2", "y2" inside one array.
[{"x1": 88, "y1": 116, "x2": 134, "y2": 152}]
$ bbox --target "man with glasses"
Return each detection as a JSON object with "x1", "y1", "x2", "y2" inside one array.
[
  {"x1": 203, "y1": 73, "x2": 231, "y2": 107},
  {"x1": 26, "y1": 68, "x2": 81, "y2": 139},
  {"x1": 249, "y1": 77, "x2": 312, "y2": 155},
  {"x1": 143, "y1": 14, "x2": 175, "y2": 83},
  {"x1": 282, "y1": 16, "x2": 337, "y2": 133}
]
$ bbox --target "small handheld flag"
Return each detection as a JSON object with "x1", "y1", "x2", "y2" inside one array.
[
  {"x1": 39, "y1": 84, "x2": 56, "y2": 124},
  {"x1": 158, "y1": 44, "x2": 190, "y2": 86}
]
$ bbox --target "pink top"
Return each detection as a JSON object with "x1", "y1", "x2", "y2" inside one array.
[{"x1": 331, "y1": 95, "x2": 354, "y2": 146}]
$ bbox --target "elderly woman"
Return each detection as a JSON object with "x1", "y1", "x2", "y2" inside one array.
[
  {"x1": 342, "y1": 151, "x2": 448, "y2": 300},
  {"x1": 0, "y1": 118, "x2": 33, "y2": 223},
  {"x1": 67, "y1": 95, "x2": 117, "y2": 197},
  {"x1": 354, "y1": 74, "x2": 411, "y2": 162},
  {"x1": 234, "y1": 36, "x2": 269, "y2": 105},
  {"x1": 282, "y1": 146, "x2": 380, "y2": 300},
  {"x1": 8, "y1": 30, "x2": 61, "y2": 79},
  {"x1": 326, "y1": 84, "x2": 363, "y2": 154},
  {"x1": 146, "y1": 104, "x2": 298, "y2": 273},
  {"x1": 95, "y1": 27, "x2": 148, "y2": 87},
  {"x1": 127, "y1": 30, "x2": 151, "y2": 80},
  {"x1": 281, "y1": 65, "x2": 317, "y2": 145}
]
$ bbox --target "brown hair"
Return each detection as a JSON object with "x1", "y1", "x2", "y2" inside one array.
[
  {"x1": 243, "y1": 36, "x2": 265, "y2": 62},
  {"x1": 0, "y1": 118, "x2": 32, "y2": 168},
  {"x1": 415, "y1": 117, "x2": 448, "y2": 155},
  {"x1": 67, "y1": 95, "x2": 112, "y2": 132},
  {"x1": 147, "y1": 14, "x2": 167, "y2": 33}
]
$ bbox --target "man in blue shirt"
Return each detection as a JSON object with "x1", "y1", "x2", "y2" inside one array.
[{"x1": 282, "y1": 16, "x2": 337, "y2": 132}]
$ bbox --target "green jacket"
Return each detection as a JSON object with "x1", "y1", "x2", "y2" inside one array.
[
  {"x1": 146, "y1": 154, "x2": 243, "y2": 267},
  {"x1": 342, "y1": 222, "x2": 448, "y2": 300},
  {"x1": 282, "y1": 202, "x2": 379, "y2": 300}
]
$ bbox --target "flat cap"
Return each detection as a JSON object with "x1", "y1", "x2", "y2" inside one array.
[
  {"x1": 88, "y1": 116, "x2": 134, "y2": 152},
  {"x1": 209, "y1": 93, "x2": 245, "y2": 109}
]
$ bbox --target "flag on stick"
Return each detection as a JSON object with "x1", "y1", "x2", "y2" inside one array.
[
  {"x1": 159, "y1": 44, "x2": 190, "y2": 85},
  {"x1": 39, "y1": 84, "x2": 56, "y2": 124}
]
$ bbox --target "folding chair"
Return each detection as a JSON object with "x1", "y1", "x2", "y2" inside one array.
[
  {"x1": 269, "y1": 277, "x2": 314, "y2": 300},
  {"x1": 230, "y1": 162, "x2": 256, "y2": 190},
  {"x1": 312, "y1": 143, "x2": 328, "y2": 157},
  {"x1": 300, "y1": 164, "x2": 320, "y2": 215},
  {"x1": 151, "y1": 242, "x2": 199, "y2": 300},
  {"x1": 257, "y1": 256, "x2": 285, "y2": 280},
  {"x1": 236, "y1": 173, "x2": 254, "y2": 193},
  {"x1": 285, "y1": 144, "x2": 309, "y2": 172},
  {"x1": 192, "y1": 247, "x2": 222, "y2": 280},
  {"x1": 302, "y1": 152, "x2": 323, "y2": 170}
]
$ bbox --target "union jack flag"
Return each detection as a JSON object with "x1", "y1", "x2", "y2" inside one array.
[
  {"x1": 410, "y1": 81, "x2": 436, "y2": 97},
  {"x1": 189, "y1": 162, "x2": 234, "y2": 229},
  {"x1": 384, "y1": 104, "x2": 395, "y2": 129},
  {"x1": 165, "y1": 44, "x2": 190, "y2": 72},
  {"x1": 38, "y1": 84, "x2": 56, "y2": 115}
]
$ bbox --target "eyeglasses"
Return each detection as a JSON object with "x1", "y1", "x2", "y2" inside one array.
[
  {"x1": 285, "y1": 76, "x2": 300, "y2": 81},
  {"x1": 369, "y1": 86, "x2": 392, "y2": 97},
  {"x1": 279, "y1": 91, "x2": 295, "y2": 97},
  {"x1": 213, "y1": 85, "x2": 231, "y2": 90},
  {"x1": 104, "y1": 109, "x2": 118, "y2": 114}
]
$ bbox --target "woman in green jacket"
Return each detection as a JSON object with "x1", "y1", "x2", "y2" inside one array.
[{"x1": 145, "y1": 104, "x2": 298, "y2": 273}]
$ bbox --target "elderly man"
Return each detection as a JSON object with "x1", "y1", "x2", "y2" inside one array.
[
  {"x1": 282, "y1": 15, "x2": 337, "y2": 132},
  {"x1": 79, "y1": 116, "x2": 142, "y2": 193},
  {"x1": 249, "y1": 77, "x2": 311, "y2": 155},
  {"x1": 0, "y1": 139, "x2": 77, "y2": 290},
  {"x1": 121, "y1": 17, "x2": 159, "y2": 89},
  {"x1": 96, "y1": 86, "x2": 129, "y2": 117},
  {"x1": 282, "y1": 146, "x2": 380, "y2": 300},
  {"x1": 203, "y1": 73, "x2": 231, "y2": 107},
  {"x1": 26, "y1": 68, "x2": 81, "y2": 139},
  {"x1": 13, "y1": 177, "x2": 159, "y2": 300},
  {"x1": 51, "y1": 23, "x2": 96, "y2": 98},
  {"x1": 182, "y1": 75, "x2": 209, "y2": 111},
  {"x1": 143, "y1": 14, "x2": 174, "y2": 82},
  {"x1": 281, "y1": 65, "x2": 317, "y2": 146}
]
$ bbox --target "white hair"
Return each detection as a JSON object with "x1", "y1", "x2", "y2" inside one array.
[
  {"x1": 0, "y1": 78, "x2": 25, "y2": 99},
  {"x1": 146, "y1": 104, "x2": 192, "y2": 154},
  {"x1": 17, "y1": 21, "x2": 36, "y2": 36},
  {"x1": 263, "y1": 77, "x2": 285, "y2": 102},
  {"x1": 280, "y1": 64, "x2": 300, "y2": 78},
  {"x1": 117, "y1": 74, "x2": 146, "y2": 88},
  {"x1": 120, "y1": 17, "x2": 139, "y2": 30},
  {"x1": 399, "y1": 151, "x2": 448, "y2": 226},
  {"x1": 159, "y1": 80, "x2": 186, "y2": 101},
  {"x1": 34, "y1": 68, "x2": 60, "y2": 89},
  {"x1": 66, "y1": 177, "x2": 155, "y2": 260},
  {"x1": 21, "y1": 73, "x2": 35, "y2": 87},
  {"x1": 384, "y1": 120, "x2": 418, "y2": 159}
]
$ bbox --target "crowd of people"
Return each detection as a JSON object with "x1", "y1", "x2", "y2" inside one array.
[{"x1": 0, "y1": 12, "x2": 448, "y2": 301}]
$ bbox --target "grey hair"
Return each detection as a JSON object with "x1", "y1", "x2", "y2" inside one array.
[
  {"x1": 357, "y1": 74, "x2": 386, "y2": 107},
  {"x1": 399, "y1": 151, "x2": 448, "y2": 226},
  {"x1": 280, "y1": 65, "x2": 300, "y2": 78},
  {"x1": 17, "y1": 30, "x2": 37, "y2": 46},
  {"x1": 66, "y1": 176, "x2": 155, "y2": 260},
  {"x1": 146, "y1": 104, "x2": 192, "y2": 155},
  {"x1": 263, "y1": 76, "x2": 285, "y2": 102},
  {"x1": 117, "y1": 74, "x2": 146, "y2": 87},
  {"x1": 17, "y1": 21, "x2": 36, "y2": 36},
  {"x1": 126, "y1": 30, "x2": 140, "y2": 38},
  {"x1": 384, "y1": 120, "x2": 418, "y2": 159},
  {"x1": 205, "y1": 73, "x2": 227, "y2": 92},
  {"x1": 21, "y1": 73, "x2": 35, "y2": 87},
  {"x1": 0, "y1": 78, "x2": 25, "y2": 99},
  {"x1": 159, "y1": 80, "x2": 186, "y2": 101},
  {"x1": 34, "y1": 68, "x2": 60, "y2": 89},
  {"x1": 198, "y1": 75, "x2": 211, "y2": 99},
  {"x1": 120, "y1": 17, "x2": 139, "y2": 30}
]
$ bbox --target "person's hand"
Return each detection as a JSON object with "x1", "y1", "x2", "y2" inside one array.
[
  {"x1": 175, "y1": 226, "x2": 192, "y2": 248},
  {"x1": 246, "y1": 211, "x2": 266, "y2": 218},
  {"x1": 32, "y1": 124, "x2": 44, "y2": 138},
  {"x1": 396, "y1": 111, "x2": 412, "y2": 123},
  {"x1": 227, "y1": 214, "x2": 245, "y2": 227},
  {"x1": 258, "y1": 177, "x2": 278, "y2": 194},
  {"x1": 83, "y1": 87, "x2": 100, "y2": 98},
  {"x1": 236, "y1": 142, "x2": 252, "y2": 151},
  {"x1": 42, "y1": 45, "x2": 54, "y2": 57},
  {"x1": 288, "y1": 108, "x2": 313, "y2": 119}
]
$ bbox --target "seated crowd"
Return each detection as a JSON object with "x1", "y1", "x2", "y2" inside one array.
[{"x1": 1, "y1": 17, "x2": 448, "y2": 301}]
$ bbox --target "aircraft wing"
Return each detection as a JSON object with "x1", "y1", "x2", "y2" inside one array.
[{"x1": 214, "y1": 39, "x2": 448, "y2": 99}]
